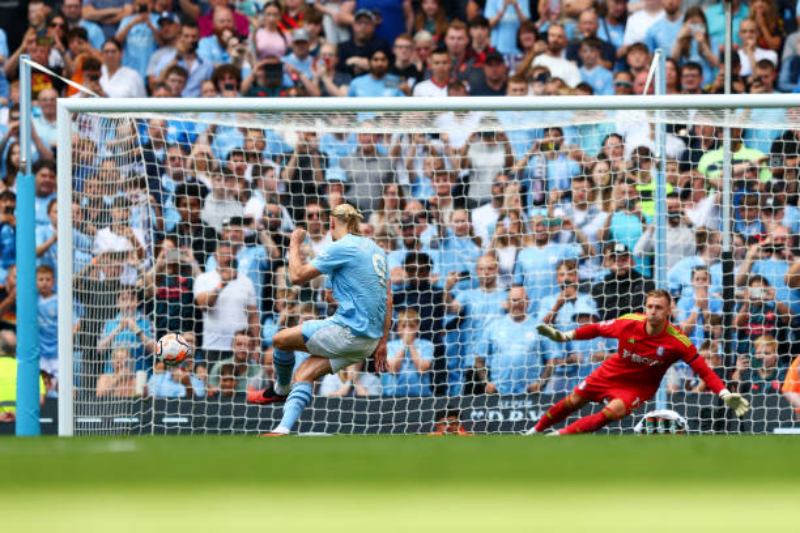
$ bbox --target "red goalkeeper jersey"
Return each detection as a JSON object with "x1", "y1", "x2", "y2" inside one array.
[{"x1": 573, "y1": 314, "x2": 725, "y2": 394}]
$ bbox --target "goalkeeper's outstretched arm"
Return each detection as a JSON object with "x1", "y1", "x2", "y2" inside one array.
[
  {"x1": 536, "y1": 324, "x2": 575, "y2": 343},
  {"x1": 686, "y1": 352, "x2": 751, "y2": 418}
]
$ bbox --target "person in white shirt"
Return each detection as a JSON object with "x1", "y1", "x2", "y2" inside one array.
[
  {"x1": 193, "y1": 241, "x2": 260, "y2": 363},
  {"x1": 412, "y1": 48, "x2": 450, "y2": 97},
  {"x1": 622, "y1": 0, "x2": 665, "y2": 51},
  {"x1": 99, "y1": 38, "x2": 147, "y2": 97},
  {"x1": 532, "y1": 24, "x2": 580, "y2": 88},
  {"x1": 737, "y1": 18, "x2": 778, "y2": 78}
]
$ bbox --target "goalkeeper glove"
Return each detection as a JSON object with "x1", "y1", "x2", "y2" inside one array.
[
  {"x1": 719, "y1": 389, "x2": 750, "y2": 418},
  {"x1": 536, "y1": 324, "x2": 573, "y2": 343}
]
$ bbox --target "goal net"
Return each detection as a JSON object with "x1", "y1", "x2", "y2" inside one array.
[{"x1": 58, "y1": 97, "x2": 800, "y2": 435}]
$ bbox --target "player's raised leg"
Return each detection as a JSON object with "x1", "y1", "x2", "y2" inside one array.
[
  {"x1": 526, "y1": 391, "x2": 589, "y2": 434},
  {"x1": 558, "y1": 398, "x2": 627, "y2": 435}
]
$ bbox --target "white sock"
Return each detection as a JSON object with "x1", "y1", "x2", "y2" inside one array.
[{"x1": 272, "y1": 426, "x2": 290, "y2": 435}]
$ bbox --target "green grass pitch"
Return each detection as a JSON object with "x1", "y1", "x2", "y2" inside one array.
[{"x1": 1, "y1": 435, "x2": 796, "y2": 533}]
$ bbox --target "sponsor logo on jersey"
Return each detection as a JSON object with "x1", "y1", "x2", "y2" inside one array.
[
  {"x1": 621, "y1": 348, "x2": 662, "y2": 367},
  {"x1": 628, "y1": 338, "x2": 636, "y2": 344}
]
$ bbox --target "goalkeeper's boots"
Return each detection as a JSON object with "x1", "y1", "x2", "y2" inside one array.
[
  {"x1": 247, "y1": 385, "x2": 288, "y2": 405},
  {"x1": 522, "y1": 427, "x2": 560, "y2": 436}
]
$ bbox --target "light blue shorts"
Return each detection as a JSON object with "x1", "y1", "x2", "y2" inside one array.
[{"x1": 301, "y1": 319, "x2": 380, "y2": 372}]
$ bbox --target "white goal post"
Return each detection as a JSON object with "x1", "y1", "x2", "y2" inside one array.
[{"x1": 57, "y1": 94, "x2": 800, "y2": 436}]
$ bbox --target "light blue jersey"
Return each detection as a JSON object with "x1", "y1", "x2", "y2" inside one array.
[
  {"x1": 675, "y1": 293, "x2": 723, "y2": 349},
  {"x1": 347, "y1": 74, "x2": 405, "y2": 97},
  {"x1": 514, "y1": 242, "x2": 581, "y2": 301},
  {"x1": 38, "y1": 293, "x2": 58, "y2": 361},
  {"x1": 484, "y1": 0, "x2": 531, "y2": 55},
  {"x1": 580, "y1": 65, "x2": 614, "y2": 96},
  {"x1": 479, "y1": 315, "x2": 544, "y2": 395},
  {"x1": 117, "y1": 14, "x2": 161, "y2": 79},
  {"x1": 643, "y1": 17, "x2": 682, "y2": 56},
  {"x1": 35, "y1": 223, "x2": 57, "y2": 271},
  {"x1": 311, "y1": 233, "x2": 388, "y2": 339},
  {"x1": 381, "y1": 338, "x2": 435, "y2": 396}
]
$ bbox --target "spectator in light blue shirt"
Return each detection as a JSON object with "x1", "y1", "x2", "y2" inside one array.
[
  {"x1": 514, "y1": 217, "x2": 583, "y2": 302},
  {"x1": 35, "y1": 198, "x2": 58, "y2": 272},
  {"x1": 283, "y1": 28, "x2": 315, "y2": 80},
  {"x1": 34, "y1": 160, "x2": 57, "y2": 230},
  {"x1": 675, "y1": 265, "x2": 723, "y2": 350},
  {"x1": 115, "y1": 2, "x2": 165, "y2": 80},
  {"x1": 478, "y1": 286, "x2": 547, "y2": 395},
  {"x1": 671, "y1": 7, "x2": 720, "y2": 86},
  {"x1": 37, "y1": 265, "x2": 58, "y2": 379},
  {"x1": 382, "y1": 308, "x2": 434, "y2": 397},
  {"x1": 148, "y1": 359, "x2": 206, "y2": 398},
  {"x1": 0, "y1": 191, "x2": 15, "y2": 270},
  {"x1": 348, "y1": 48, "x2": 405, "y2": 97},
  {"x1": 197, "y1": 6, "x2": 235, "y2": 66},
  {"x1": 484, "y1": 0, "x2": 531, "y2": 56},
  {"x1": 643, "y1": 0, "x2": 684, "y2": 55},
  {"x1": 0, "y1": 29, "x2": 8, "y2": 103},
  {"x1": 62, "y1": 0, "x2": 106, "y2": 50},
  {"x1": 578, "y1": 37, "x2": 614, "y2": 95},
  {"x1": 98, "y1": 290, "x2": 156, "y2": 373}
]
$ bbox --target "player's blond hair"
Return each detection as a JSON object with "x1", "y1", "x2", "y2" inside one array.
[{"x1": 331, "y1": 203, "x2": 364, "y2": 235}]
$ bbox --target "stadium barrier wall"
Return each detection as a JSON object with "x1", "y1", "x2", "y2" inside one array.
[{"x1": 13, "y1": 395, "x2": 797, "y2": 436}]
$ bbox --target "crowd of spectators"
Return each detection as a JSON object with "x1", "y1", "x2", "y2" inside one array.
[{"x1": 0, "y1": 0, "x2": 800, "y2": 419}]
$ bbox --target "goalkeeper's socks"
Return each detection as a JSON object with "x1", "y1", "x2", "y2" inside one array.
[
  {"x1": 273, "y1": 348, "x2": 295, "y2": 396},
  {"x1": 560, "y1": 411, "x2": 610, "y2": 435},
  {"x1": 274, "y1": 381, "x2": 313, "y2": 434},
  {"x1": 534, "y1": 397, "x2": 574, "y2": 432}
]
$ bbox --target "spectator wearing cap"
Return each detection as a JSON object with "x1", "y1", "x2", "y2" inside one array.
[
  {"x1": 467, "y1": 16, "x2": 496, "y2": 68},
  {"x1": 285, "y1": 28, "x2": 314, "y2": 79},
  {"x1": 347, "y1": 48, "x2": 404, "y2": 97},
  {"x1": 591, "y1": 242, "x2": 655, "y2": 321},
  {"x1": 484, "y1": 0, "x2": 530, "y2": 56},
  {"x1": 115, "y1": 0, "x2": 174, "y2": 80},
  {"x1": 338, "y1": 8, "x2": 389, "y2": 77},
  {"x1": 465, "y1": 50, "x2": 508, "y2": 96},
  {"x1": 197, "y1": 6, "x2": 237, "y2": 66},
  {"x1": 341, "y1": 1, "x2": 408, "y2": 45},
  {"x1": 412, "y1": 48, "x2": 450, "y2": 97},
  {"x1": 146, "y1": 15, "x2": 181, "y2": 90}
]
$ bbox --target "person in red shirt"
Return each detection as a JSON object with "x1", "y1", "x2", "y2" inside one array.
[{"x1": 528, "y1": 289, "x2": 750, "y2": 435}]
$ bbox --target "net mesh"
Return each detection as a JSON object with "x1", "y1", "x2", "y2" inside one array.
[{"x1": 63, "y1": 104, "x2": 800, "y2": 434}]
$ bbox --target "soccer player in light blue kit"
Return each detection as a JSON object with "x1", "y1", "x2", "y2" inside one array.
[{"x1": 259, "y1": 204, "x2": 390, "y2": 435}]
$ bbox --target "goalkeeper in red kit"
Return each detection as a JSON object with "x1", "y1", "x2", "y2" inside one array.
[{"x1": 526, "y1": 289, "x2": 750, "y2": 435}]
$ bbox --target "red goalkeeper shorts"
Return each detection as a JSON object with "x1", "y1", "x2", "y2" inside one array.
[{"x1": 573, "y1": 373, "x2": 659, "y2": 413}]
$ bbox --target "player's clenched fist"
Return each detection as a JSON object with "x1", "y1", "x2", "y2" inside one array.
[
  {"x1": 290, "y1": 228, "x2": 307, "y2": 247},
  {"x1": 536, "y1": 324, "x2": 572, "y2": 343}
]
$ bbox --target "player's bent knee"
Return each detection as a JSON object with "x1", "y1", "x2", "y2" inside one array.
[{"x1": 602, "y1": 402, "x2": 628, "y2": 421}]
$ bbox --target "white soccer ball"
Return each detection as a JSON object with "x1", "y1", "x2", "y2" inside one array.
[{"x1": 156, "y1": 333, "x2": 192, "y2": 367}]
